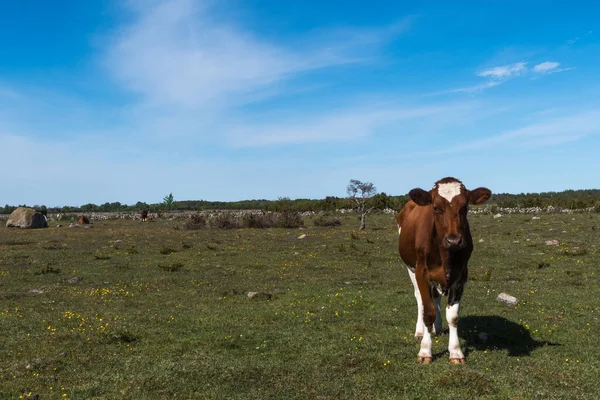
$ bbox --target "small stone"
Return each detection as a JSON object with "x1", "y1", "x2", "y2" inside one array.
[
  {"x1": 478, "y1": 239, "x2": 484, "y2": 243},
  {"x1": 66, "y1": 277, "x2": 83, "y2": 284},
  {"x1": 56, "y1": 224, "x2": 63, "y2": 228},
  {"x1": 493, "y1": 213, "x2": 502, "y2": 219},
  {"x1": 247, "y1": 291, "x2": 272, "y2": 300},
  {"x1": 532, "y1": 216, "x2": 540, "y2": 220},
  {"x1": 478, "y1": 332, "x2": 489, "y2": 343},
  {"x1": 297, "y1": 234, "x2": 307, "y2": 239},
  {"x1": 496, "y1": 292, "x2": 518, "y2": 306},
  {"x1": 29, "y1": 289, "x2": 44, "y2": 294},
  {"x1": 545, "y1": 239, "x2": 559, "y2": 246}
]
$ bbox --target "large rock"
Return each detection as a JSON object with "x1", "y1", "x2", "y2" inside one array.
[
  {"x1": 6, "y1": 207, "x2": 48, "y2": 229},
  {"x1": 496, "y1": 292, "x2": 518, "y2": 306}
]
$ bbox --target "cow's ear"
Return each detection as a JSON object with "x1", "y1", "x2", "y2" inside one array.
[
  {"x1": 467, "y1": 187, "x2": 491, "y2": 205},
  {"x1": 409, "y1": 188, "x2": 432, "y2": 206}
]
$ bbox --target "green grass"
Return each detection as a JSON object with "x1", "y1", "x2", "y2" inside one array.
[{"x1": 1, "y1": 213, "x2": 599, "y2": 399}]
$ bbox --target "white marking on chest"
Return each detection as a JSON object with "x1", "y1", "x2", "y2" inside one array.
[{"x1": 437, "y1": 182, "x2": 462, "y2": 202}]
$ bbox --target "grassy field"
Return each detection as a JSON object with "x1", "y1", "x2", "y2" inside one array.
[{"x1": 1, "y1": 212, "x2": 599, "y2": 399}]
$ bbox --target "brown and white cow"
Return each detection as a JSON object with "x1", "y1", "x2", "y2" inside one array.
[
  {"x1": 141, "y1": 210, "x2": 151, "y2": 222},
  {"x1": 397, "y1": 177, "x2": 491, "y2": 364}
]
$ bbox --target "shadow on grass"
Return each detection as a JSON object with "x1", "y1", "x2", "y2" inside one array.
[{"x1": 460, "y1": 315, "x2": 560, "y2": 357}]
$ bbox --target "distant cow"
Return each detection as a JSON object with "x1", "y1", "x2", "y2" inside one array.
[
  {"x1": 397, "y1": 177, "x2": 491, "y2": 364},
  {"x1": 141, "y1": 210, "x2": 151, "y2": 221},
  {"x1": 78, "y1": 215, "x2": 90, "y2": 225}
]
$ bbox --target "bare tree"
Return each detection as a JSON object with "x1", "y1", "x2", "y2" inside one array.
[{"x1": 347, "y1": 179, "x2": 377, "y2": 230}]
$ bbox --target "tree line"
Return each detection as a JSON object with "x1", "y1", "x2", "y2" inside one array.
[{"x1": 1, "y1": 188, "x2": 599, "y2": 215}]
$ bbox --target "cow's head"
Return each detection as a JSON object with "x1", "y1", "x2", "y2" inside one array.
[{"x1": 409, "y1": 177, "x2": 491, "y2": 250}]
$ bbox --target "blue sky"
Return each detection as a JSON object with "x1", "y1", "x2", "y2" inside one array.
[{"x1": 1, "y1": 1, "x2": 599, "y2": 206}]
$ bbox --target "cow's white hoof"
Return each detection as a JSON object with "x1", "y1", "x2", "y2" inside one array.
[
  {"x1": 417, "y1": 356, "x2": 432, "y2": 364},
  {"x1": 449, "y1": 358, "x2": 465, "y2": 365}
]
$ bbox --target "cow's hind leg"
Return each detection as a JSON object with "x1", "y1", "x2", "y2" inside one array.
[{"x1": 407, "y1": 267, "x2": 424, "y2": 339}]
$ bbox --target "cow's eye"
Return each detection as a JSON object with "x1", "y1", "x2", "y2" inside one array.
[{"x1": 433, "y1": 206, "x2": 442, "y2": 214}]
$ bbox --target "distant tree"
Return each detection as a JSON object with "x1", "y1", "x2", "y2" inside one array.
[
  {"x1": 371, "y1": 192, "x2": 392, "y2": 210},
  {"x1": 273, "y1": 197, "x2": 291, "y2": 212},
  {"x1": 135, "y1": 201, "x2": 150, "y2": 210},
  {"x1": 347, "y1": 179, "x2": 377, "y2": 230},
  {"x1": 162, "y1": 193, "x2": 175, "y2": 210},
  {"x1": 81, "y1": 203, "x2": 97, "y2": 212}
]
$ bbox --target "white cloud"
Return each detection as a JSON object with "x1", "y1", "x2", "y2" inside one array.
[
  {"x1": 440, "y1": 81, "x2": 501, "y2": 95},
  {"x1": 533, "y1": 61, "x2": 560, "y2": 73},
  {"x1": 532, "y1": 61, "x2": 574, "y2": 75},
  {"x1": 439, "y1": 62, "x2": 528, "y2": 95},
  {"x1": 443, "y1": 58, "x2": 574, "y2": 95},
  {"x1": 477, "y1": 62, "x2": 527, "y2": 80}
]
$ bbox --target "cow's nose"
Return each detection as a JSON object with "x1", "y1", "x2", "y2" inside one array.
[{"x1": 445, "y1": 235, "x2": 463, "y2": 247}]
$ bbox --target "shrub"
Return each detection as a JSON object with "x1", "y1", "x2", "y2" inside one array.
[
  {"x1": 313, "y1": 215, "x2": 341, "y2": 227},
  {"x1": 211, "y1": 212, "x2": 239, "y2": 229},
  {"x1": 276, "y1": 211, "x2": 304, "y2": 229},
  {"x1": 242, "y1": 212, "x2": 276, "y2": 229},
  {"x1": 36, "y1": 265, "x2": 61, "y2": 275},
  {"x1": 184, "y1": 214, "x2": 207, "y2": 230},
  {"x1": 159, "y1": 246, "x2": 177, "y2": 255},
  {"x1": 159, "y1": 262, "x2": 184, "y2": 272}
]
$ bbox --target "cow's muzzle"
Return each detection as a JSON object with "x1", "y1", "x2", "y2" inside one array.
[{"x1": 444, "y1": 235, "x2": 464, "y2": 249}]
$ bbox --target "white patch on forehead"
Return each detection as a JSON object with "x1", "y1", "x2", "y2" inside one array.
[{"x1": 437, "y1": 182, "x2": 462, "y2": 202}]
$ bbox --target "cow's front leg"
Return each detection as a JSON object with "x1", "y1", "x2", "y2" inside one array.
[
  {"x1": 416, "y1": 269, "x2": 435, "y2": 364},
  {"x1": 447, "y1": 288, "x2": 465, "y2": 364},
  {"x1": 406, "y1": 267, "x2": 425, "y2": 339}
]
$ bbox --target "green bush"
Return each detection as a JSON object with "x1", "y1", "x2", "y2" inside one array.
[
  {"x1": 313, "y1": 215, "x2": 342, "y2": 227},
  {"x1": 242, "y1": 213, "x2": 276, "y2": 229},
  {"x1": 276, "y1": 211, "x2": 304, "y2": 229}
]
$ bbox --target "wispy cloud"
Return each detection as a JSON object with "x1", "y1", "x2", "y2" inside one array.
[
  {"x1": 227, "y1": 103, "x2": 471, "y2": 147},
  {"x1": 532, "y1": 61, "x2": 574, "y2": 75},
  {"x1": 437, "y1": 62, "x2": 527, "y2": 95},
  {"x1": 566, "y1": 30, "x2": 593, "y2": 45},
  {"x1": 442, "y1": 58, "x2": 574, "y2": 95},
  {"x1": 440, "y1": 81, "x2": 501, "y2": 94},
  {"x1": 477, "y1": 62, "x2": 527, "y2": 80},
  {"x1": 533, "y1": 61, "x2": 560, "y2": 73},
  {"x1": 107, "y1": 0, "x2": 408, "y2": 110},
  {"x1": 434, "y1": 110, "x2": 600, "y2": 155}
]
